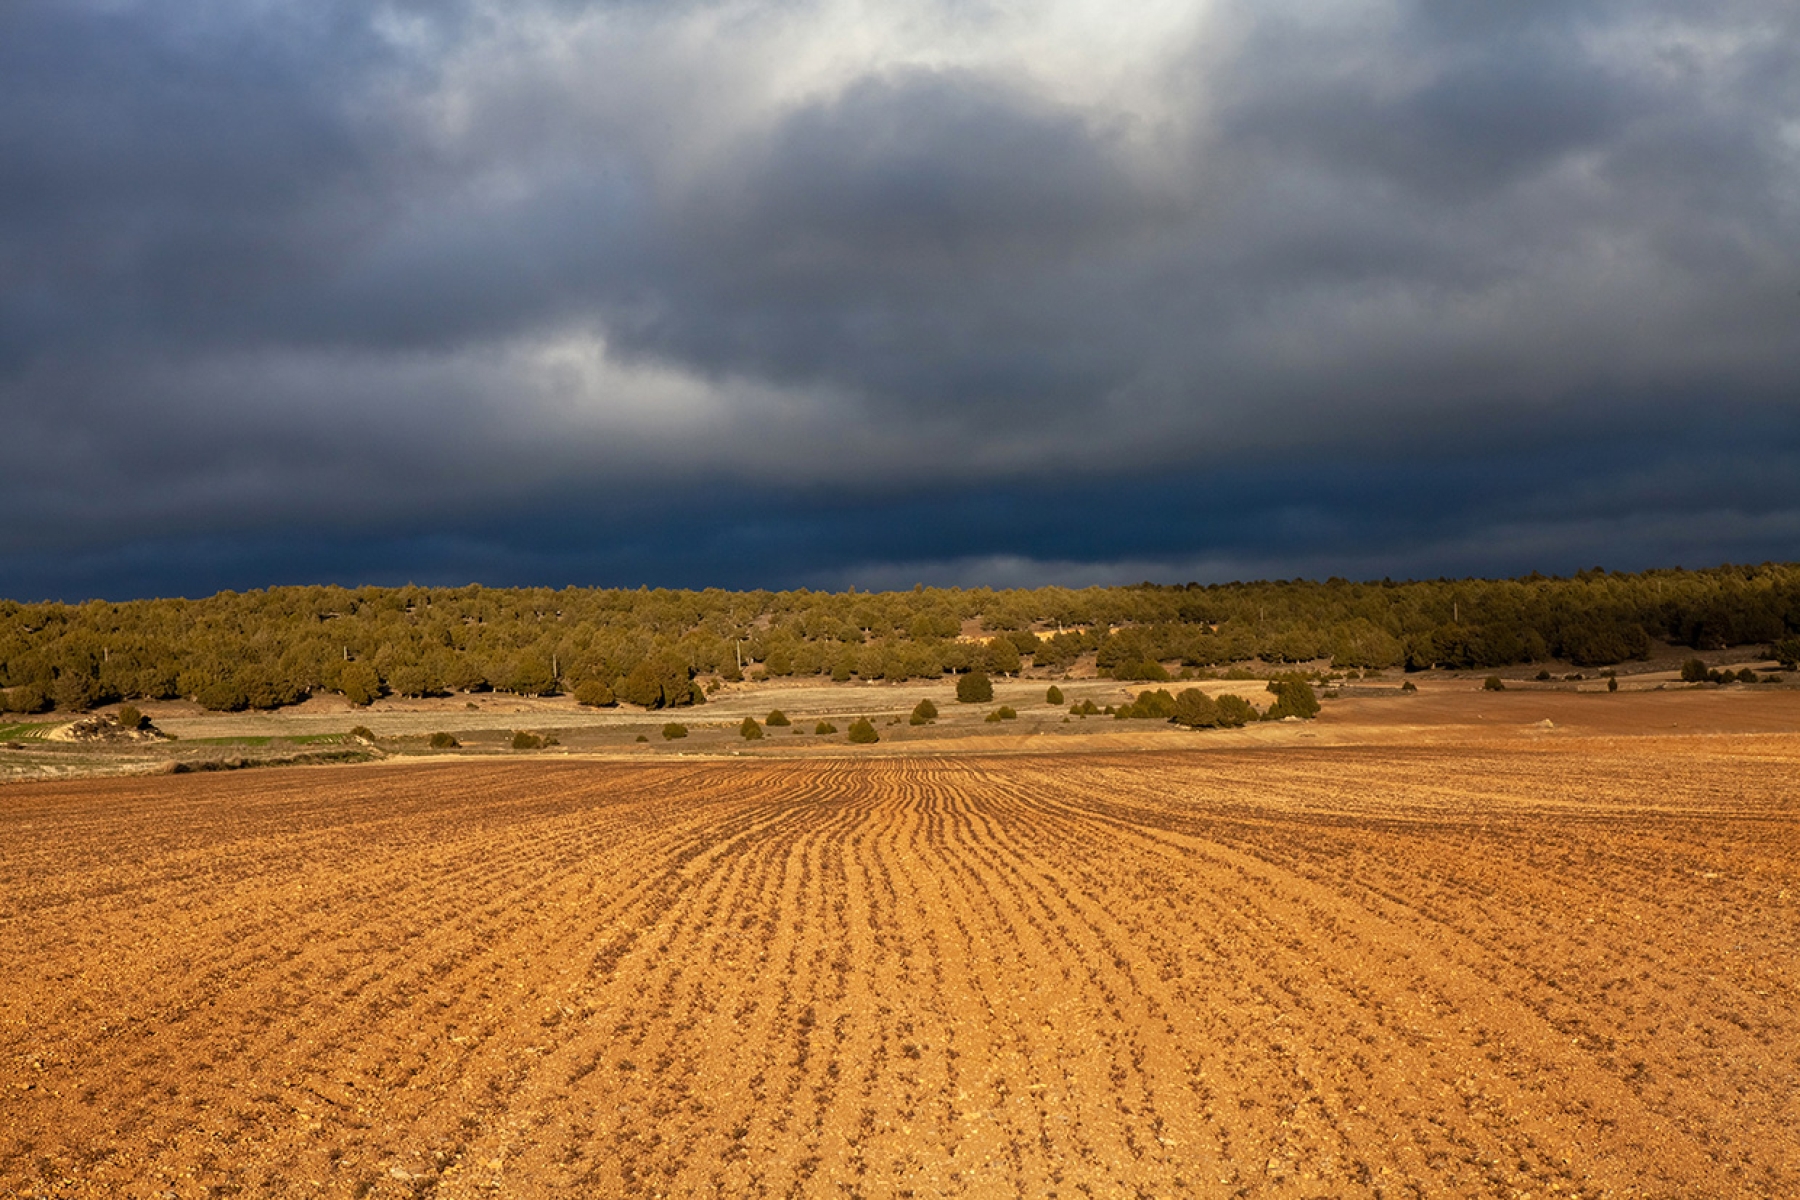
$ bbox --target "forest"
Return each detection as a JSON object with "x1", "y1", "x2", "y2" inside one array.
[{"x1": 2, "y1": 564, "x2": 1798, "y2": 714}]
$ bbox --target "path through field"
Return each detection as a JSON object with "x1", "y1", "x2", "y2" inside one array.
[{"x1": 3, "y1": 741, "x2": 1797, "y2": 1197}]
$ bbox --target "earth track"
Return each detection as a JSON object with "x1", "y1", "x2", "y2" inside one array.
[{"x1": 2, "y1": 741, "x2": 1795, "y2": 1197}]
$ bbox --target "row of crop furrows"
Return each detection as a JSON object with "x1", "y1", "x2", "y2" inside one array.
[
  {"x1": 1014, "y1": 751, "x2": 1795, "y2": 1196},
  {"x1": 6, "y1": 753, "x2": 1793, "y2": 1197},
  {"x1": 1, "y1": 761, "x2": 802, "y2": 1196},
  {"x1": 1175, "y1": 746, "x2": 1800, "y2": 1191},
  {"x1": 970, "y1": 759, "x2": 1652, "y2": 1195}
]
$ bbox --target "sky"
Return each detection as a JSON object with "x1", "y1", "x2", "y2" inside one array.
[{"x1": 3, "y1": 0, "x2": 1798, "y2": 601}]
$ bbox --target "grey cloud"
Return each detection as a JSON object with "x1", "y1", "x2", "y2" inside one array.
[{"x1": 1, "y1": 0, "x2": 1797, "y2": 592}]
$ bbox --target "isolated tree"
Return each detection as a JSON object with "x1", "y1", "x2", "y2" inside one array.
[
  {"x1": 1264, "y1": 677, "x2": 1320, "y2": 720},
  {"x1": 956, "y1": 670, "x2": 993, "y2": 703},
  {"x1": 1045, "y1": 685, "x2": 1064, "y2": 705},
  {"x1": 847, "y1": 717, "x2": 879, "y2": 744},
  {"x1": 1171, "y1": 688, "x2": 1220, "y2": 729},
  {"x1": 765, "y1": 709, "x2": 790, "y2": 726},
  {"x1": 661, "y1": 722, "x2": 688, "y2": 740},
  {"x1": 910, "y1": 698, "x2": 938, "y2": 725},
  {"x1": 740, "y1": 716, "x2": 764, "y2": 740}
]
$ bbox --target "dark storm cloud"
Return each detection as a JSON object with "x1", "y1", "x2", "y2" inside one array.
[{"x1": 1, "y1": 0, "x2": 1797, "y2": 598}]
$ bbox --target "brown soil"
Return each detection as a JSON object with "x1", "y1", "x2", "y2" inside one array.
[{"x1": 3, "y1": 741, "x2": 1797, "y2": 1197}]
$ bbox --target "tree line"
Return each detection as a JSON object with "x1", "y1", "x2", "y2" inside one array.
[{"x1": 1, "y1": 564, "x2": 1796, "y2": 714}]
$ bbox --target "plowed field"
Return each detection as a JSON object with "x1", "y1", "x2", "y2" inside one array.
[{"x1": 3, "y1": 739, "x2": 1797, "y2": 1198}]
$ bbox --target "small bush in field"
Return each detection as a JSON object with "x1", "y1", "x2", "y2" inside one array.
[
  {"x1": 765, "y1": 709, "x2": 790, "y2": 726},
  {"x1": 429, "y1": 731, "x2": 460, "y2": 749},
  {"x1": 661, "y1": 723, "x2": 688, "y2": 740},
  {"x1": 847, "y1": 717, "x2": 879, "y2": 744},
  {"x1": 815, "y1": 720, "x2": 838, "y2": 735},
  {"x1": 512, "y1": 730, "x2": 543, "y2": 750}
]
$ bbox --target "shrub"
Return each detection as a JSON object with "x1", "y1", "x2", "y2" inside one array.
[
  {"x1": 116, "y1": 704, "x2": 146, "y2": 732},
  {"x1": 1680, "y1": 658, "x2": 1710, "y2": 683},
  {"x1": 814, "y1": 720, "x2": 838, "y2": 735},
  {"x1": 635, "y1": 734, "x2": 649, "y2": 742},
  {"x1": 1264, "y1": 677, "x2": 1321, "y2": 720},
  {"x1": 1069, "y1": 699, "x2": 1100, "y2": 716},
  {"x1": 348, "y1": 725, "x2": 376, "y2": 741},
  {"x1": 1112, "y1": 659, "x2": 1171, "y2": 683},
  {"x1": 1482, "y1": 675, "x2": 1505, "y2": 691},
  {"x1": 910, "y1": 698, "x2": 938, "y2": 726},
  {"x1": 1045, "y1": 685, "x2": 1064, "y2": 705},
  {"x1": 512, "y1": 730, "x2": 543, "y2": 750},
  {"x1": 1400, "y1": 680, "x2": 1418, "y2": 693},
  {"x1": 429, "y1": 732, "x2": 460, "y2": 749},
  {"x1": 765, "y1": 709, "x2": 791, "y2": 727},
  {"x1": 1215, "y1": 694, "x2": 1257, "y2": 727},
  {"x1": 661, "y1": 723, "x2": 688, "y2": 740},
  {"x1": 1171, "y1": 688, "x2": 1219, "y2": 728},
  {"x1": 847, "y1": 717, "x2": 879, "y2": 744},
  {"x1": 740, "y1": 716, "x2": 764, "y2": 740},
  {"x1": 1608, "y1": 675, "x2": 1619, "y2": 692},
  {"x1": 1771, "y1": 636, "x2": 1800, "y2": 671},
  {"x1": 995, "y1": 705, "x2": 1017, "y2": 719},
  {"x1": 574, "y1": 679, "x2": 616, "y2": 707},
  {"x1": 1116, "y1": 690, "x2": 1176, "y2": 720},
  {"x1": 1535, "y1": 669, "x2": 1552, "y2": 681},
  {"x1": 956, "y1": 671, "x2": 993, "y2": 703}
]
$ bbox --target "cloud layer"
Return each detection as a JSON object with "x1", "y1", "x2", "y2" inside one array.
[{"x1": 3, "y1": 0, "x2": 1797, "y2": 597}]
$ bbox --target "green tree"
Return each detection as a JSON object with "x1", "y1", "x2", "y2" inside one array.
[
  {"x1": 575, "y1": 679, "x2": 616, "y2": 707},
  {"x1": 1171, "y1": 688, "x2": 1220, "y2": 728},
  {"x1": 956, "y1": 671, "x2": 993, "y2": 703},
  {"x1": 661, "y1": 722, "x2": 688, "y2": 739},
  {"x1": 1215, "y1": 694, "x2": 1257, "y2": 727},
  {"x1": 1045, "y1": 685, "x2": 1064, "y2": 705},
  {"x1": 765, "y1": 709, "x2": 790, "y2": 726},
  {"x1": 985, "y1": 637, "x2": 1022, "y2": 675},
  {"x1": 618, "y1": 653, "x2": 695, "y2": 709},
  {"x1": 740, "y1": 716, "x2": 765, "y2": 740},
  {"x1": 910, "y1": 698, "x2": 938, "y2": 725},
  {"x1": 847, "y1": 717, "x2": 880, "y2": 744},
  {"x1": 1264, "y1": 677, "x2": 1320, "y2": 720},
  {"x1": 339, "y1": 662, "x2": 382, "y2": 707}
]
